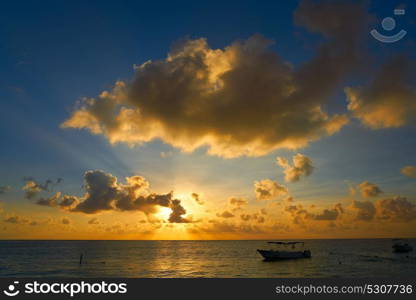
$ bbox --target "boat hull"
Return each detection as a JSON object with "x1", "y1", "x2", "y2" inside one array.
[
  {"x1": 257, "y1": 249, "x2": 311, "y2": 261},
  {"x1": 393, "y1": 244, "x2": 413, "y2": 253}
]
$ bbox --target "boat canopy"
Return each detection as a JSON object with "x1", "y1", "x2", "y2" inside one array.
[{"x1": 267, "y1": 241, "x2": 304, "y2": 245}]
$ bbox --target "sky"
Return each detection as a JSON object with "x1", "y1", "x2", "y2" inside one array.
[{"x1": 0, "y1": 0, "x2": 415, "y2": 240}]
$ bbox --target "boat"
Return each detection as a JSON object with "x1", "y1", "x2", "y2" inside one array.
[
  {"x1": 392, "y1": 239, "x2": 413, "y2": 253},
  {"x1": 257, "y1": 241, "x2": 311, "y2": 261}
]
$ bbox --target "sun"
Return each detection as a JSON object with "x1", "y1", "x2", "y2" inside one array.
[{"x1": 156, "y1": 207, "x2": 172, "y2": 220}]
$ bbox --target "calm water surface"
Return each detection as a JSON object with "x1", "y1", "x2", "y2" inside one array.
[{"x1": 0, "y1": 239, "x2": 415, "y2": 277}]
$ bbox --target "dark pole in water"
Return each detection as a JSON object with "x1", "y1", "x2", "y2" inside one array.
[{"x1": 79, "y1": 253, "x2": 83, "y2": 265}]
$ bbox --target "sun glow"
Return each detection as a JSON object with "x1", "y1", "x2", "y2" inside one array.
[{"x1": 156, "y1": 207, "x2": 172, "y2": 220}]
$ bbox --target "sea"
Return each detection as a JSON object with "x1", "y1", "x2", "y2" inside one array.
[{"x1": 0, "y1": 239, "x2": 415, "y2": 278}]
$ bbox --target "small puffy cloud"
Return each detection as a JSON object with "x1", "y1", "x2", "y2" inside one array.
[
  {"x1": 375, "y1": 196, "x2": 416, "y2": 222},
  {"x1": 0, "y1": 185, "x2": 11, "y2": 194},
  {"x1": 350, "y1": 200, "x2": 376, "y2": 221},
  {"x1": 60, "y1": 0, "x2": 374, "y2": 159},
  {"x1": 168, "y1": 199, "x2": 192, "y2": 223},
  {"x1": 62, "y1": 217, "x2": 71, "y2": 225},
  {"x1": 349, "y1": 185, "x2": 357, "y2": 196},
  {"x1": 313, "y1": 203, "x2": 343, "y2": 221},
  {"x1": 4, "y1": 215, "x2": 29, "y2": 224},
  {"x1": 229, "y1": 197, "x2": 248, "y2": 207},
  {"x1": 401, "y1": 166, "x2": 416, "y2": 179},
  {"x1": 240, "y1": 213, "x2": 265, "y2": 223},
  {"x1": 284, "y1": 196, "x2": 294, "y2": 203},
  {"x1": 284, "y1": 204, "x2": 312, "y2": 225},
  {"x1": 36, "y1": 192, "x2": 61, "y2": 207},
  {"x1": 22, "y1": 177, "x2": 62, "y2": 200},
  {"x1": 22, "y1": 180, "x2": 45, "y2": 199},
  {"x1": 192, "y1": 193, "x2": 204, "y2": 205},
  {"x1": 346, "y1": 56, "x2": 416, "y2": 129},
  {"x1": 276, "y1": 153, "x2": 314, "y2": 182},
  {"x1": 88, "y1": 218, "x2": 99, "y2": 225},
  {"x1": 254, "y1": 179, "x2": 288, "y2": 200},
  {"x1": 358, "y1": 181, "x2": 383, "y2": 198},
  {"x1": 216, "y1": 210, "x2": 235, "y2": 218}
]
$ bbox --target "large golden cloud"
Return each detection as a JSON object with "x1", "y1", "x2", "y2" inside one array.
[{"x1": 60, "y1": 0, "x2": 375, "y2": 158}]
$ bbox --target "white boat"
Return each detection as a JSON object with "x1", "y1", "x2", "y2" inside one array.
[
  {"x1": 257, "y1": 241, "x2": 311, "y2": 261},
  {"x1": 392, "y1": 239, "x2": 413, "y2": 253}
]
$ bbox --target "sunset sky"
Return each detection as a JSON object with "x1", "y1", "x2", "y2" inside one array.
[{"x1": 0, "y1": 0, "x2": 415, "y2": 240}]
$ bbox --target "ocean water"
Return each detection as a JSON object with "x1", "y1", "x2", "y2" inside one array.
[{"x1": 0, "y1": 239, "x2": 415, "y2": 278}]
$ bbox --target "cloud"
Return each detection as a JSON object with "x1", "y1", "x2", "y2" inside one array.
[
  {"x1": 88, "y1": 218, "x2": 99, "y2": 225},
  {"x1": 284, "y1": 204, "x2": 313, "y2": 224},
  {"x1": 285, "y1": 202, "x2": 344, "y2": 224},
  {"x1": 350, "y1": 200, "x2": 376, "y2": 221},
  {"x1": 240, "y1": 213, "x2": 265, "y2": 223},
  {"x1": 168, "y1": 199, "x2": 192, "y2": 223},
  {"x1": 59, "y1": 195, "x2": 80, "y2": 210},
  {"x1": 348, "y1": 185, "x2": 356, "y2": 196},
  {"x1": 401, "y1": 166, "x2": 416, "y2": 179},
  {"x1": 216, "y1": 210, "x2": 235, "y2": 218},
  {"x1": 276, "y1": 153, "x2": 314, "y2": 182},
  {"x1": 351, "y1": 197, "x2": 416, "y2": 223},
  {"x1": 192, "y1": 193, "x2": 204, "y2": 205},
  {"x1": 0, "y1": 185, "x2": 11, "y2": 194},
  {"x1": 313, "y1": 203, "x2": 343, "y2": 221},
  {"x1": 4, "y1": 215, "x2": 29, "y2": 224},
  {"x1": 346, "y1": 56, "x2": 416, "y2": 129},
  {"x1": 22, "y1": 180, "x2": 46, "y2": 199},
  {"x1": 160, "y1": 151, "x2": 173, "y2": 158},
  {"x1": 358, "y1": 181, "x2": 383, "y2": 198},
  {"x1": 188, "y1": 220, "x2": 264, "y2": 235},
  {"x1": 254, "y1": 179, "x2": 288, "y2": 200},
  {"x1": 375, "y1": 196, "x2": 416, "y2": 222},
  {"x1": 22, "y1": 177, "x2": 62, "y2": 200},
  {"x1": 62, "y1": 217, "x2": 71, "y2": 225},
  {"x1": 70, "y1": 170, "x2": 122, "y2": 213},
  {"x1": 229, "y1": 197, "x2": 248, "y2": 207},
  {"x1": 36, "y1": 192, "x2": 61, "y2": 207},
  {"x1": 37, "y1": 170, "x2": 193, "y2": 223},
  {"x1": 60, "y1": 0, "x2": 374, "y2": 158},
  {"x1": 284, "y1": 196, "x2": 294, "y2": 203}
]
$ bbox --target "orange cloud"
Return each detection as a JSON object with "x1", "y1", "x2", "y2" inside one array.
[
  {"x1": 357, "y1": 181, "x2": 383, "y2": 198},
  {"x1": 31, "y1": 170, "x2": 194, "y2": 224},
  {"x1": 346, "y1": 56, "x2": 416, "y2": 129},
  {"x1": 254, "y1": 179, "x2": 288, "y2": 201},
  {"x1": 276, "y1": 153, "x2": 314, "y2": 182},
  {"x1": 401, "y1": 166, "x2": 416, "y2": 179}
]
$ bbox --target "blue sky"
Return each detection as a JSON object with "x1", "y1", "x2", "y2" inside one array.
[{"x1": 0, "y1": 0, "x2": 415, "y2": 239}]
